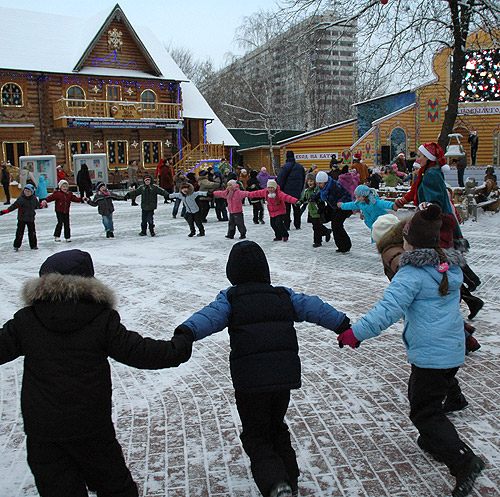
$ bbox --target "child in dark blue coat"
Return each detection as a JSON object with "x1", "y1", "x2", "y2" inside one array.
[{"x1": 176, "y1": 241, "x2": 350, "y2": 497}]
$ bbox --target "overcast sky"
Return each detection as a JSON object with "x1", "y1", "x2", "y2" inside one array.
[{"x1": 0, "y1": 0, "x2": 276, "y2": 69}]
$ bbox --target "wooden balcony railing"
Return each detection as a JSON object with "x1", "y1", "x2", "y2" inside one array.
[{"x1": 53, "y1": 98, "x2": 183, "y2": 121}]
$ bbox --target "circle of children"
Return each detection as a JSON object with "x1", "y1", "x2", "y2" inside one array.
[{"x1": 0, "y1": 143, "x2": 488, "y2": 497}]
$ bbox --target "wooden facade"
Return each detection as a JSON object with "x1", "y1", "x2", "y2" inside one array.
[
  {"x1": 352, "y1": 30, "x2": 500, "y2": 168},
  {"x1": 0, "y1": 5, "x2": 232, "y2": 182},
  {"x1": 278, "y1": 120, "x2": 357, "y2": 170}
]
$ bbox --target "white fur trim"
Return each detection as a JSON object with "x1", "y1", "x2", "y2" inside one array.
[{"x1": 419, "y1": 144, "x2": 436, "y2": 161}]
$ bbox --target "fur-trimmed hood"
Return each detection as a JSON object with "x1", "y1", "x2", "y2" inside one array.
[
  {"x1": 399, "y1": 248, "x2": 465, "y2": 269},
  {"x1": 23, "y1": 274, "x2": 116, "y2": 333}
]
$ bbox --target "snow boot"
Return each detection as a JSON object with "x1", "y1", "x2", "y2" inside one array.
[
  {"x1": 325, "y1": 229, "x2": 332, "y2": 242},
  {"x1": 106, "y1": 231, "x2": 111, "y2": 238},
  {"x1": 269, "y1": 481, "x2": 293, "y2": 497},
  {"x1": 465, "y1": 335, "x2": 481, "y2": 354},
  {"x1": 139, "y1": 230, "x2": 147, "y2": 236},
  {"x1": 54, "y1": 237, "x2": 61, "y2": 242},
  {"x1": 452, "y1": 455, "x2": 485, "y2": 497},
  {"x1": 149, "y1": 225, "x2": 155, "y2": 237},
  {"x1": 443, "y1": 394, "x2": 469, "y2": 413},
  {"x1": 188, "y1": 232, "x2": 195, "y2": 237},
  {"x1": 462, "y1": 294, "x2": 483, "y2": 320}
]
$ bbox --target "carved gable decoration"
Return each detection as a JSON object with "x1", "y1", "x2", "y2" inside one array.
[{"x1": 74, "y1": 6, "x2": 161, "y2": 76}]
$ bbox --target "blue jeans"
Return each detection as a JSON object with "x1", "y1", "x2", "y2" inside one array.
[{"x1": 102, "y1": 214, "x2": 114, "y2": 233}]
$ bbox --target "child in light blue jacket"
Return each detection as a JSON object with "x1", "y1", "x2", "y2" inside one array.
[
  {"x1": 35, "y1": 174, "x2": 50, "y2": 202},
  {"x1": 337, "y1": 204, "x2": 484, "y2": 497},
  {"x1": 338, "y1": 184, "x2": 395, "y2": 240}
]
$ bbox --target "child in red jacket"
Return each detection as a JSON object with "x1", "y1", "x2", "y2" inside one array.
[
  {"x1": 43, "y1": 179, "x2": 84, "y2": 242},
  {"x1": 248, "y1": 180, "x2": 297, "y2": 242}
]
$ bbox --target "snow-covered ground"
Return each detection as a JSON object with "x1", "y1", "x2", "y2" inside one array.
[{"x1": 0, "y1": 197, "x2": 499, "y2": 497}]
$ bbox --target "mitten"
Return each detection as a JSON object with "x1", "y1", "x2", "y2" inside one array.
[
  {"x1": 394, "y1": 198, "x2": 405, "y2": 209},
  {"x1": 337, "y1": 329, "x2": 360, "y2": 349},
  {"x1": 0, "y1": 209, "x2": 8, "y2": 216}
]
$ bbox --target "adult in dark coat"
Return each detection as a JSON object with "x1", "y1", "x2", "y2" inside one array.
[
  {"x1": 277, "y1": 150, "x2": 305, "y2": 230},
  {"x1": 314, "y1": 171, "x2": 352, "y2": 252},
  {"x1": 76, "y1": 163, "x2": 93, "y2": 198},
  {"x1": 0, "y1": 249, "x2": 193, "y2": 497},
  {"x1": 1, "y1": 163, "x2": 10, "y2": 204},
  {"x1": 468, "y1": 132, "x2": 478, "y2": 166},
  {"x1": 157, "y1": 158, "x2": 174, "y2": 202}
]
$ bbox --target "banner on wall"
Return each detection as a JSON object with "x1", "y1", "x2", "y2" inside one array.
[
  {"x1": 458, "y1": 106, "x2": 500, "y2": 115},
  {"x1": 294, "y1": 152, "x2": 338, "y2": 160}
]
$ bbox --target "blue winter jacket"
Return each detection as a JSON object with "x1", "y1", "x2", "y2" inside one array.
[
  {"x1": 277, "y1": 160, "x2": 306, "y2": 199},
  {"x1": 35, "y1": 175, "x2": 49, "y2": 200},
  {"x1": 352, "y1": 248, "x2": 466, "y2": 369},
  {"x1": 181, "y1": 287, "x2": 347, "y2": 340},
  {"x1": 340, "y1": 198, "x2": 395, "y2": 229}
]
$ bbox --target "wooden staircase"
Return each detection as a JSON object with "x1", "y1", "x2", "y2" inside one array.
[{"x1": 172, "y1": 142, "x2": 225, "y2": 173}]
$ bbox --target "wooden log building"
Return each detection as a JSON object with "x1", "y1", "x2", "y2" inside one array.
[{"x1": 0, "y1": 4, "x2": 238, "y2": 184}]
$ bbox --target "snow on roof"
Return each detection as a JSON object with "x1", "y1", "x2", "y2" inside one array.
[
  {"x1": 0, "y1": 6, "x2": 187, "y2": 81},
  {"x1": 181, "y1": 82, "x2": 238, "y2": 147}
]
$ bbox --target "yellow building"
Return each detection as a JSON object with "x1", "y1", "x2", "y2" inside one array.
[{"x1": 279, "y1": 30, "x2": 499, "y2": 170}]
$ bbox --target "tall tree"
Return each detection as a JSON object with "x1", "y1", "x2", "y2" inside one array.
[{"x1": 278, "y1": 0, "x2": 500, "y2": 149}]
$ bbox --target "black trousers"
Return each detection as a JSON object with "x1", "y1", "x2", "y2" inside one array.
[
  {"x1": 2, "y1": 182, "x2": 10, "y2": 202},
  {"x1": 199, "y1": 200, "x2": 210, "y2": 222},
  {"x1": 252, "y1": 201, "x2": 264, "y2": 223},
  {"x1": 270, "y1": 214, "x2": 288, "y2": 240},
  {"x1": 235, "y1": 390, "x2": 299, "y2": 496},
  {"x1": 408, "y1": 365, "x2": 474, "y2": 476},
  {"x1": 228, "y1": 212, "x2": 246, "y2": 237},
  {"x1": 285, "y1": 202, "x2": 302, "y2": 230},
  {"x1": 27, "y1": 434, "x2": 138, "y2": 497},
  {"x1": 215, "y1": 197, "x2": 228, "y2": 221},
  {"x1": 311, "y1": 217, "x2": 330, "y2": 244},
  {"x1": 457, "y1": 169, "x2": 465, "y2": 188},
  {"x1": 14, "y1": 220, "x2": 37, "y2": 248},
  {"x1": 54, "y1": 212, "x2": 71, "y2": 239},
  {"x1": 141, "y1": 210, "x2": 154, "y2": 232},
  {"x1": 330, "y1": 209, "x2": 352, "y2": 252},
  {"x1": 79, "y1": 187, "x2": 92, "y2": 199},
  {"x1": 185, "y1": 211, "x2": 204, "y2": 234}
]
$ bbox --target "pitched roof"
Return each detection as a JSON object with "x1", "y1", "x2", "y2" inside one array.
[
  {"x1": 277, "y1": 119, "x2": 357, "y2": 145},
  {"x1": 0, "y1": 5, "x2": 187, "y2": 81}
]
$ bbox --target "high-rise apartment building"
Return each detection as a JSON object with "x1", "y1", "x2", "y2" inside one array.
[{"x1": 201, "y1": 12, "x2": 357, "y2": 130}]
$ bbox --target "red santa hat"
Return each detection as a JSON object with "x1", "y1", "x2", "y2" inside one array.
[
  {"x1": 353, "y1": 152, "x2": 362, "y2": 160},
  {"x1": 418, "y1": 142, "x2": 446, "y2": 166}
]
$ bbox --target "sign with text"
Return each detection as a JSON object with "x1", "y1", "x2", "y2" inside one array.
[
  {"x1": 294, "y1": 152, "x2": 338, "y2": 160},
  {"x1": 458, "y1": 106, "x2": 500, "y2": 115}
]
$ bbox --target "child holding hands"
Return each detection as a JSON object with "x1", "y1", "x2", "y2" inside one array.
[
  {"x1": 337, "y1": 205, "x2": 485, "y2": 497},
  {"x1": 213, "y1": 179, "x2": 250, "y2": 239},
  {"x1": 176, "y1": 241, "x2": 351, "y2": 497},
  {"x1": 247, "y1": 180, "x2": 297, "y2": 242},
  {"x1": 338, "y1": 184, "x2": 396, "y2": 241},
  {"x1": 87, "y1": 181, "x2": 127, "y2": 238}
]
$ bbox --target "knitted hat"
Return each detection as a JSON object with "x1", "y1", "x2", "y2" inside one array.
[
  {"x1": 24, "y1": 184, "x2": 35, "y2": 193},
  {"x1": 261, "y1": 167, "x2": 267, "y2": 172},
  {"x1": 286, "y1": 150, "x2": 295, "y2": 160},
  {"x1": 226, "y1": 241, "x2": 270, "y2": 285},
  {"x1": 266, "y1": 179, "x2": 277, "y2": 189},
  {"x1": 403, "y1": 204, "x2": 442, "y2": 248},
  {"x1": 250, "y1": 170, "x2": 258, "y2": 178},
  {"x1": 315, "y1": 171, "x2": 329, "y2": 183},
  {"x1": 354, "y1": 185, "x2": 371, "y2": 197},
  {"x1": 418, "y1": 142, "x2": 446, "y2": 166},
  {"x1": 398, "y1": 152, "x2": 405, "y2": 157},
  {"x1": 306, "y1": 172, "x2": 317, "y2": 182},
  {"x1": 198, "y1": 169, "x2": 208, "y2": 176},
  {"x1": 180, "y1": 183, "x2": 190, "y2": 189},
  {"x1": 227, "y1": 179, "x2": 238, "y2": 188},
  {"x1": 39, "y1": 249, "x2": 95, "y2": 277},
  {"x1": 391, "y1": 164, "x2": 399, "y2": 170},
  {"x1": 240, "y1": 169, "x2": 247, "y2": 174},
  {"x1": 58, "y1": 179, "x2": 69, "y2": 189},
  {"x1": 143, "y1": 174, "x2": 152, "y2": 182},
  {"x1": 372, "y1": 214, "x2": 400, "y2": 243},
  {"x1": 96, "y1": 181, "x2": 106, "y2": 191}
]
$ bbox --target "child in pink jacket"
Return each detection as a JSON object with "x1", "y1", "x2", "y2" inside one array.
[
  {"x1": 213, "y1": 179, "x2": 250, "y2": 239},
  {"x1": 248, "y1": 180, "x2": 297, "y2": 242}
]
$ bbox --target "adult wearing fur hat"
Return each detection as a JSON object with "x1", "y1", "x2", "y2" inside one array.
[
  {"x1": 277, "y1": 150, "x2": 306, "y2": 230},
  {"x1": 0, "y1": 249, "x2": 193, "y2": 497}
]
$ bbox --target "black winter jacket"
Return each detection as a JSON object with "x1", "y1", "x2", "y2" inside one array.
[
  {"x1": 0, "y1": 274, "x2": 193, "y2": 441},
  {"x1": 277, "y1": 160, "x2": 306, "y2": 199},
  {"x1": 7, "y1": 192, "x2": 41, "y2": 222},
  {"x1": 226, "y1": 282, "x2": 300, "y2": 393}
]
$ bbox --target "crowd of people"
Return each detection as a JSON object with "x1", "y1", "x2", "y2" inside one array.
[{"x1": 0, "y1": 145, "x2": 494, "y2": 497}]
